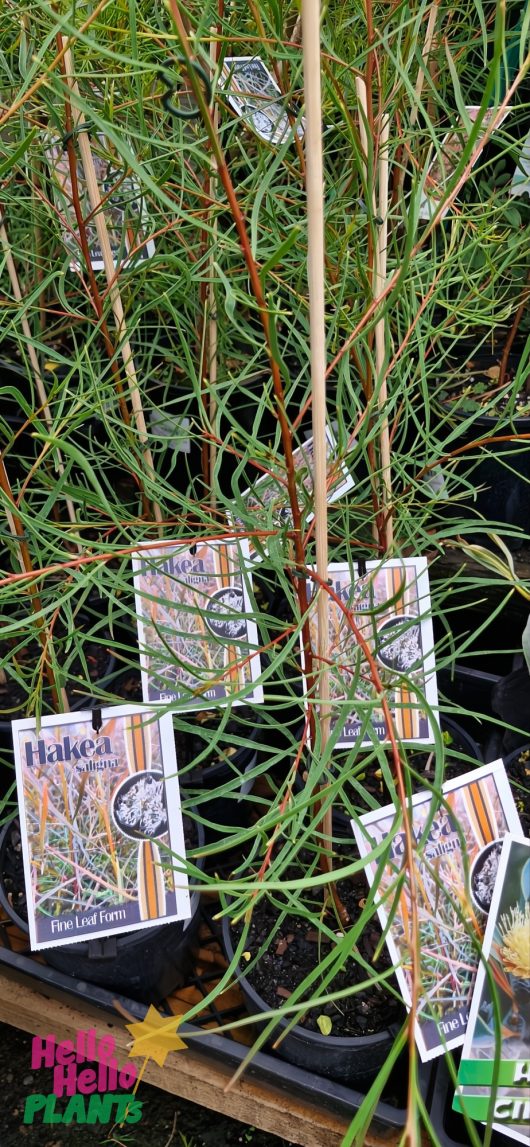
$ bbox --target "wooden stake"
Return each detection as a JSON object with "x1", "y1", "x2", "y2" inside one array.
[
  {"x1": 355, "y1": 76, "x2": 393, "y2": 548},
  {"x1": 373, "y1": 113, "x2": 393, "y2": 549},
  {"x1": 60, "y1": 44, "x2": 163, "y2": 525},
  {"x1": 0, "y1": 219, "x2": 79, "y2": 540},
  {"x1": 354, "y1": 75, "x2": 369, "y2": 183},
  {"x1": 301, "y1": 1, "x2": 330, "y2": 749},
  {"x1": 410, "y1": 1, "x2": 440, "y2": 131},
  {"x1": 208, "y1": 29, "x2": 219, "y2": 505}
]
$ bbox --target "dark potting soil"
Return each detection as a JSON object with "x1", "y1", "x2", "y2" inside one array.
[
  {"x1": 437, "y1": 349, "x2": 530, "y2": 418},
  {"x1": 0, "y1": 815, "x2": 26, "y2": 924},
  {"x1": 230, "y1": 851, "x2": 405, "y2": 1040}
]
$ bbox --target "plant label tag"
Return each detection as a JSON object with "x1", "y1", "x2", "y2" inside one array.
[
  {"x1": 302, "y1": 556, "x2": 438, "y2": 746},
  {"x1": 219, "y1": 56, "x2": 304, "y2": 144},
  {"x1": 229, "y1": 426, "x2": 355, "y2": 562},
  {"x1": 353, "y1": 761, "x2": 523, "y2": 1062},
  {"x1": 44, "y1": 131, "x2": 156, "y2": 271},
  {"x1": 453, "y1": 833, "x2": 530, "y2": 1143},
  {"x1": 418, "y1": 105, "x2": 514, "y2": 220},
  {"x1": 11, "y1": 706, "x2": 191, "y2": 951},
  {"x1": 132, "y1": 537, "x2": 264, "y2": 707}
]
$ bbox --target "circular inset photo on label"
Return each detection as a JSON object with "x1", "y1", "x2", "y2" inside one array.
[
  {"x1": 469, "y1": 839, "x2": 504, "y2": 914},
  {"x1": 204, "y1": 585, "x2": 246, "y2": 639},
  {"x1": 111, "y1": 771, "x2": 169, "y2": 841},
  {"x1": 376, "y1": 614, "x2": 422, "y2": 673}
]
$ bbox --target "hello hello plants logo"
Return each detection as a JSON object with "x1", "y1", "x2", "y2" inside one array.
[{"x1": 23, "y1": 1009, "x2": 187, "y2": 1126}]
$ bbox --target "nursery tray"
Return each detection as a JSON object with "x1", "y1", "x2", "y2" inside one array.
[{"x1": 0, "y1": 903, "x2": 430, "y2": 1147}]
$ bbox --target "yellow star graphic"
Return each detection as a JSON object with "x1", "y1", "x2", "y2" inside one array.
[{"x1": 126, "y1": 1005, "x2": 187, "y2": 1069}]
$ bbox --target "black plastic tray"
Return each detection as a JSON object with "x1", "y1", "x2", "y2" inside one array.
[
  {"x1": 0, "y1": 910, "x2": 520, "y2": 1145},
  {"x1": 428, "y1": 1056, "x2": 518, "y2": 1147},
  {"x1": 0, "y1": 907, "x2": 423, "y2": 1140}
]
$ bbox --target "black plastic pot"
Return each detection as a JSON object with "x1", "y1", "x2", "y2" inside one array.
[
  {"x1": 0, "y1": 814, "x2": 205, "y2": 1004},
  {"x1": 221, "y1": 907, "x2": 400, "y2": 1086},
  {"x1": 491, "y1": 665, "x2": 530, "y2": 754},
  {"x1": 432, "y1": 337, "x2": 530, "y2": 552},
  {"x1": 437, "y1": 713, "x2": 483, "y2": 764},
  {"x1": 501, "y1": 743, "x2": 530, "y2": 838}
]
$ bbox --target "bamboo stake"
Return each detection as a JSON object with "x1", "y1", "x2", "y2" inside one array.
[
  {"x1": 355, "y1": 76, "x2": 380, "y2": 545},
  {"x1": 373, "y1": 113, "x2": 393, "y2": 548},
  {"x1": 208, "y1": 29, "x2": 219, "y2": 505},
  {"x1": 354, "y1": 75, "x2": 369, "y2": 183},
  {"x1": 301, "y1": 2, "x2": 331, "y2": 764},
  {"x1": 0, "y1": 219, "x2": 79, "y2": 539},
  {"x1": 410, "y1": 0, "x2": 440, "y2": 131},
  {"x1": 59, "y1": 42, "x2": 162, "y2": 525},
  {"x1": 355, "y1": 77, "x2": 393, "y2": 548}
]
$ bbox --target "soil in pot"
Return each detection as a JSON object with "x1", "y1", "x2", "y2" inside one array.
[
  {"x1": 0, "y1": 813, "x2": 204, "y2": 1003},
  {"x1": 223, "y1": 844, "x2": 404, "y2": 1085}
]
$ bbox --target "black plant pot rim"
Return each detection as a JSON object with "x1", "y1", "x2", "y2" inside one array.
[
  {"x1": 439, "y1": 714, "x2": 483, "y2": 762},
  {"x1": 502, "y1": 742, "x2": 530, "y2": 767},
  {"x1": 221, "y1": 906, "x2": 400, "y2": 1054},
  {"x1": 445, "y1": 407, "x2": 530, "y2": 430},
  {"x1": 0, "y1": 817, "x2": 28, "y2": 933}
]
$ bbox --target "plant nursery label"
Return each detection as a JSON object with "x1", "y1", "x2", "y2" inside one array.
[
  {"x1": 219, "y1": 56, "x2": 305, "y2": 144},
  {"x1": 453, "y1": 834, "x2": 530, "y2": 1144},
  {"x1": 44, "y1": 131, "x2": 156, "y2": 271},
  {"x1": 232, "y1": 427, "x2": 355, "y2": 562},
  {"x1": 419, "y1": 105, "x2": 513, "y2": 220},
  {"x1": 303, "y1": 557, "x2": 437, "y2": 747},
  {"x1": 11, "y1": 706, "x2": 191, "y2": 951},
  {"x1": 352, "y1": 760, "x2": 523, "y2": 1062},
  {"x1": 132, "y1": 538, "x2": 263, "y2": 707}
]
